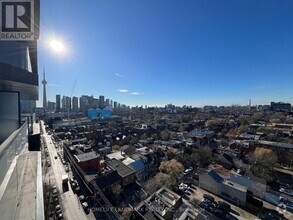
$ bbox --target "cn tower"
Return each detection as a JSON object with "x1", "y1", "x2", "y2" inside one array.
[{"x1": 42, "y1": 66, "x2": 47, "y2": 109}]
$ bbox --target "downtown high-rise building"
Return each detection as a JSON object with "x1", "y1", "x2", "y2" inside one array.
[
  {"x1": 99, "y1": 95, "x2": 105, "y2": 109},
  {"x1": 114, "y1": 101, "x2": 118, "y2": 109},
  {"x1": 92, "y1": 98, "x2": 99, "y2": 109},
  {"x1": 56, "y1": 94, "x2": 61, "y2": 111},
  {"x1": 62, "y1": 96, "x2": 71, "y2": 111},
  {"x1": 66, "y1": 96, "x2": 71, "y2": 111},
  {"x1": 47, "y1": 101, "x2": 55, "y2": 111},
  {"x1": 105, "y1": 98, "x2": 110, "y2": 106},
  {"x1": 72, "y1": 96, "x2": 78, "y2": 112},
  {"x1": 80, "y1": 95, "x2": 94, "y2": 114}
]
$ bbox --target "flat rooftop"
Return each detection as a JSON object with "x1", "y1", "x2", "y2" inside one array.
[
  {"x1": 257, "y1": 140, "x2": 293, "y2": 150},
  {"x1": 222, "y1": 180, "x2": 247, "y2": 192},
  {"x1": 173, "y1": 203, "x2": 201, "y2": 220},
  {"x1": 74, "y1": 151, "x2": 100, "y2": 162},
  {"x1": 238, "y1": 133, "x2": 260, "y2": 140},
  {"x1": 105, "y1": 151, "x2": 125, "y2": 161},
  {"x1": 106, "y1": 158, "x2": 135, "y2": 177}
]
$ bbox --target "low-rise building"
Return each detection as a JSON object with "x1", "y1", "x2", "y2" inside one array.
[
  {"x1": 237, "y1": 133, "x2": 260, "y2": 141},
  {"x1": 199, "y1": 169, "x2": 248, "y2": 206},
  {"x1": 106, "y1": 158, "x2": 136, "y2": 187},
  {"x1": 134, "y1": 187, "x2": 205, "y2": 220},
  {"x1": 230, "y1": 170, "x2": 266, "y2": 199},
  {"x1": 220, "y1": 180, "x2": 247, "y2": 206},
  {"x1": 69, "y1": 144, "x2": 102, "y2": 171}
]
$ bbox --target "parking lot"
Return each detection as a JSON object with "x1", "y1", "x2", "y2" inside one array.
[{"x1": 182, "y1": 184, "x2": 259, "y2": 220}]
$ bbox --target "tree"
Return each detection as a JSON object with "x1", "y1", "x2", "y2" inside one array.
[
  {"x1": 238, "y1": 115, "x2": 252, "y2": 126},
  {"x1": 285, "y1": 117, "x2": 293, "y2": 124},
  {"x1": 250, "y1": 147, "x2": 277, "y2": 182},
  {"x1": 269, "y1": 112, "x2": 286, "y2": 124},
  {"x1": 236, "y1": 125, "x2": 248, "y2": 135},
  {"x1": 112, "y1": 145, "x2": 120, "y2": 152},
  {"x1": 159, "y1": 159, "x2": 184, "y2": 185},
  {"x1": 193, "y1": 147, "x2": 212, "y2": 166},
  {"x1": 151, "y1": 133, "x2": 159, "y2": 140},
  {"x1": 176, "y1": 152, "x2": 199, "y2": 167},
  {"x1": 111, "y1": 183, "x2": 123, "y2": 196},
  {"x1": 144, "y1": 173, "x2": 171, "y2": 195},
  {"x1": 160, "y1": 130, "x2": 171, "y2": 141},
  {"x1": 140, "y1": 133, "x2": 148, "y2": 140}
]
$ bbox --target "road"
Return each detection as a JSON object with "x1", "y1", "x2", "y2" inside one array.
[{"x1": 41, "y1": 121, "x2": 94, "y2": 220}]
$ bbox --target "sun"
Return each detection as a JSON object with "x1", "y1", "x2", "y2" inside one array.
[{"x1": 49, "y1": 39, "x2": 65, "y2": 53}]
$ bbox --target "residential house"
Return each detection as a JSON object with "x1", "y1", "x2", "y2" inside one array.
[{"x1": 230, "y1": 170, "x2": 266, "y2": 199}]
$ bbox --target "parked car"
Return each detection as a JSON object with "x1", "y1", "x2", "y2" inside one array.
[
  {"x1": 55, "y1": 205, "x2": 62, "y2": 215},
  {"x1": 79, "y1": 195, "x2": 86, "y2": 203},
  {"x1": 65, "y1": 166, "x2": 69, "y2": 172},
  {"x1": 69, "y1": 177, "x2": 75, "y2": 185},
  {"x1": 74, "y1": 186, "x2": 81, "y2": 195},
  {"x1": 57, "y1": 213, "x2": 63, "y2": 220},
  {"x1": 52, "y1": 189, "x2": 58, "y2": 196},
  {"x1": 203, "y1": 194, "x2": 215, "y2": 202},
  {"x1": 218, "y1": 201, "x2": 231, "y2": 213},
  {"x1": 211, "y1": 208, "x2": 230, "y2": 219},
  {"x1": 82, "y1": 202, "x2": 90, "y2": 214},
  {"x1": 279, "y1": 187, "x2": 293, "y2": 196}
]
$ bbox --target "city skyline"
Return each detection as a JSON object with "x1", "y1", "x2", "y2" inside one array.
[{"x1": 38, "y1": 0, "x2": 293, "y2": 107}]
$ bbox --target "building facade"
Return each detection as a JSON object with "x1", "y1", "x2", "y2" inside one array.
[
  {"x1": 72, "y1": 96, "x2": 78, "y2": 112},
  {"x1": 56, "y1": 94, "x2": 61, "y2": 111}
]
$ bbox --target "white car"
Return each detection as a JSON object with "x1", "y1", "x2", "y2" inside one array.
[{"x1": 279, "y1": 187, "x2": 293, "y2": 196}]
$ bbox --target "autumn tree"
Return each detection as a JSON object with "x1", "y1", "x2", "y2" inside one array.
[
  {"x1": 159, "y1": 159, "x2": 184, "y2": 185},
  {"x1": 112, "y1": 145, "x2": 120, "y2": 152},
  {"x1": 250, "y1": 147, "x2": 277, "y2": 182}
]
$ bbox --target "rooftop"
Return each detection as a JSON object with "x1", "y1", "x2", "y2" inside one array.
[
  {"x1": 238, "y1": 133, "x2": 260, "y2": 140},
  {"x1": 209, "y1": 170, "x2": 224, "y2": 183},
  {"x1": 74, "y1": 151, "x2": 100, "y2": 162},
  {"x1": 222, "y1": 180, "x2": 247, "y2": 192},
  {"x1": 190, "y1": 130, "x2": 215, "y2": 137},
  {"x1": 173, "y1": 203, "x2": 202, "y2": 220},
  {"x1": 211, "y1": 164, "x2": 230, "y2": 178},
  {"x1": 106, "y1": 158, "x2": 136, "y2": 178},
  {"x1": 122, "y1": 157, "x2": 135, "y2": 166},
  {"x1": 135, "y1": 146, "x2": 153, "y2": 155},
  {"x1": 257, "y1": 140, "x2": 293, "y2": 150},
  {"x1": 105, "y1": 151, "x2": 126, "y2": 161}
]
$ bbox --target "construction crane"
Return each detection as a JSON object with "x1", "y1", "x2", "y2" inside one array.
[{"x1": 67, "y1": 79, "x2": 77, "y2": 119}]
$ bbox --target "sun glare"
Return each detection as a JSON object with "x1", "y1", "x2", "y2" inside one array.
[{"x1": 49, "y1": 39, "x2": 65, "y2": 53}]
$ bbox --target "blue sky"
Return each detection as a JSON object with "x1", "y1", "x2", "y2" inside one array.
[{"x1": 38, "y1": 0, "x2": 293, "y2": 107}]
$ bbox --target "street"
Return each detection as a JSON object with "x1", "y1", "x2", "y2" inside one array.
[
  {"x1": 184, "y1": 183, "x2": 293, "y2": 220},
  {"x1": 41, "y1": 121, "x2": 94, "y2": 220}
]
